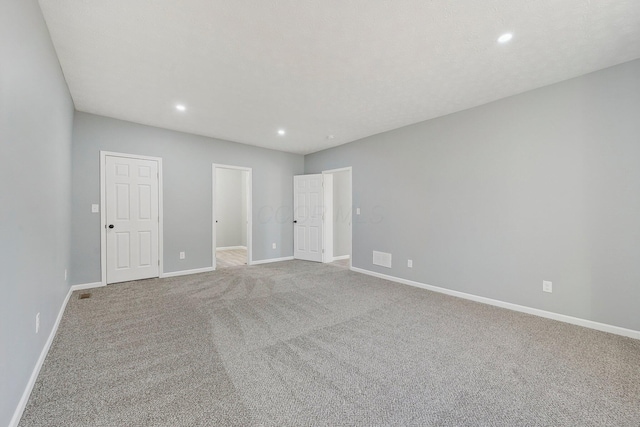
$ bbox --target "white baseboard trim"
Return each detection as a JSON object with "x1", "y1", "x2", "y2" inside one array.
[
  {"x1": 351, "y1": 266, "x2": 640, "y2": 341},
  {"x1": 9, "y1": 286, "x2": 73, "y2": 427},
  {"x1": 161, "y1": 267, "x2": 215, "y2": 278},
  {"x1": 251, "y1": 256, "x2": 294, "y2": 265},
  {"x1": 70, "y1": 281, "x2": 105, "y2": 291},
  {"x1": 332, "y1": 255, "x2": 351, "y2": 261},
  {"x1": 216, "y1": 246, "x2": 247, "y2": 251}
]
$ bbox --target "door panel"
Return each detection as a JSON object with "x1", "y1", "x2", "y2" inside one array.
[
  {"x1": 139, "y1": 231, "x2": 152, "y2": 266},
  {"x1": 106, "y1": 155, "x2": 159, "y2": 283},
  {"x1": 294, "y1": 174, "x2": 324, "y2": 262},
  {"x1": 116, "y1": 233, "x2": 130, "y2": 268}
]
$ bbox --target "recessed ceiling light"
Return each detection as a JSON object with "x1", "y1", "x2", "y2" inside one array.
[
  {"x1": 327, "y1": 135, "x2": 335, "y2": 140},
  {"x1": 278, "y1": 129, "x2": 286, "y2": 135},
  {"x1": 176, "y1": 104, "x2": 186, "y2": 111},
  {"x1": 498, "y1": 33, "x2": 513, "y2": 44}
]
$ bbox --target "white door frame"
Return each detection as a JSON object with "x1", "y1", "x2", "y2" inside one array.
[
  {"x1": 322, "y1": 167, "x2": 353, "y2": 266},
  {"x1": 212, "y1": 164, "x2": 253, "y2": 270},
  {"x1": 100, "y1": 151, "x2": 164, "y2": 285},
  {"x1": 323, "y1": 174, "x2": 334, "y2": 262}
]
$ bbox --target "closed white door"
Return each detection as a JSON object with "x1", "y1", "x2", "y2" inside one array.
[
  {"x1": 294, "y1": 174, "x2": 323, "y2": 262},
  {"x1": 105, "y1": 155, "x2": 159, "y2": 283}
]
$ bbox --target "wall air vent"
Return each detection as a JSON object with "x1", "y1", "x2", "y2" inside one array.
[{"x1": 372, "y1": 251, "x2": 392, "y2": 268}]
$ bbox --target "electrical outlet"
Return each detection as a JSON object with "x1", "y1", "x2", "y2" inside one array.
[
  {"x1": 179, "y1": 251, "x2": 185, "y2": 260},
  {"x1": 36, "y1": 313, "x2": 40, "y2": 334},
  {"x1": 356, "y1": 208, "x2": 361, "y2": 215},
  {"x1": 272, "y1": 243, "x2": 276, "y2": 249},
  {"x1": 543, "y1": 280, "x2": 553, "y2": 293},
  {"x1": 407, "y1": 259, "x2": 413, "y2": 268}
]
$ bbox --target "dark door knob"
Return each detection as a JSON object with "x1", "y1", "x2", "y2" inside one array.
[
  {"x1": 108, "y1": 224, "x2": 114, "y2": 229},
  {"x1": 293, "y1": 220, "x2": 297, "y2": 223}
]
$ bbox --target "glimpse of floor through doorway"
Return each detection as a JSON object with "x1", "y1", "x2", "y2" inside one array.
[
  {"x1": 330, "y1": 257, "x2": 350, "y2": 269},
  {"x1": 216, "y1": 248, "x2": 247, "y2": 268}
]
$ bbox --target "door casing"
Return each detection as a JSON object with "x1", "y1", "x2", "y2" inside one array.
[
  {"x1": 322, "y1": 167, "x2": 353, "y2": 266},
  {"x1": 100, "y1": 151, "x2": 164, "y2": 285}
]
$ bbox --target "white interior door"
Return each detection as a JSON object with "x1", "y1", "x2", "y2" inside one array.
[
  {"x1": 294, "y1": 174, "x2": 324, "y2": 262},
  {"x1": 105, "y1": 155, "x2": 159, "y2": 283}
]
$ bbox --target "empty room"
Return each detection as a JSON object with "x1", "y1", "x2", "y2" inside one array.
[{"x1": 2, "y1": 0, "x2": 640, "y2": 426}]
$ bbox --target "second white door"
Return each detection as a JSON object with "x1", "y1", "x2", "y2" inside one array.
[
  {"x1": 294, "y1": 174, "x2": 324, "y2": 262},
  {"x1": 105, "y1": 155, "x2": 160, "y2": 284}
]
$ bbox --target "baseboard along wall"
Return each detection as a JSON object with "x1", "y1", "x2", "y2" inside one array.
[
  {"x1": 251, "y1": 256, "x2": 294, "y2": 265},
  {"x1": 69, "y1": 281, "x2": 105, "y2": 291},
  {"x1": 161, "y1": 267, "x2": 216, "y2": 278},
  {"x1": 350, "y1": 266, "x2": 640, "y2": 341},
  {"x1": 9, "y1": 286, "x2": 70, "y2": 427}
]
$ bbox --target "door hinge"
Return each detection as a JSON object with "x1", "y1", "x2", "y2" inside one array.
[{"x1": 158, "y1": 260, "x2": 160, "y2": 266}]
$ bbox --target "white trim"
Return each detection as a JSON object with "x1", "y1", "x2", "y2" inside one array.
[
  {"x1": 322, "y1": 173, "x2": 334, "y2": 262},
  {"x1": 251, "y1": 256, "x2": 294, "y2": 265},
  {"x1": 216, "y1": 246, "x2": 247, "y2": 251},
  {"x1": 324, "y1": 254, "x2": 351, "y2": 263},
  {"x1": 350, "y1": 266, "x2": 640, "y2": 340},
  {"x1": 322, "y1": 166, "x2": 352, "y2": 174},
  {"x1": 212, "y1": 164, "x2": 253, "y2": 271},
  {"x1": 160, "y1": 267, "x2": 215, "y2": 278},
  {"x1": 70, "y1": 282, "x2": 105, "y2": 291},
  {"x1": 100, "y1": 151, "x2": 164, "y2": 285},
  {"x1": 9, "y1": 287, "x2": 73, "y2": 427}
]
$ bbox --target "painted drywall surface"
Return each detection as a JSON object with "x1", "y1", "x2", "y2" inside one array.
[
  {"x1": 333, "y1": 171, "x2": 352, "y2": 257},
  {"x1": 215, "y1": 168, "x2": 247, "y2": 248},
  {"x1": 0, "y1": 0, "x2": 74, "y2": 424},
  {"x1": 306, "y1": 59, "x2": 640, "y2": 332},
  {"x1": 71, "y1": 112, "x2": 303, "y2": 283}
]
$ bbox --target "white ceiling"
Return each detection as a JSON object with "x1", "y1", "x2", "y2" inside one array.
[{"x1": 39, "y1": 0, "x2": 640, "y2": 155}]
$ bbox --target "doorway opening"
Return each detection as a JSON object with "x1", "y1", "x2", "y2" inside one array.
[
  {"x1": 322, "y1": 167, "x2": 352, "y2": 268},
  {"x1": 212, "y1": 164, "x2": 252, "y2": 269}
]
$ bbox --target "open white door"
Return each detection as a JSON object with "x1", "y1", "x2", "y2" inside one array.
[
  {"x1": 294, "y1": 174, "x2": 324, "y2": 262},
  {"x1": 105, "y1": 155, "x2": 160, "y2": 283}
]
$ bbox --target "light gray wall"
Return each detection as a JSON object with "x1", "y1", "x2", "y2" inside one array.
[
  {"x1": 306, "y1": 59, "x2": 640, "y2": 332},
  {"x1": 0, "y1": 0, "x2": 74, "y2": 424},
  {"x1": 71, "y1": 112, "x2": 303, "y2": 283},
  {"x1": 333, "y1": 171, "x2": 351, "y2": 257},
  {"x1": 215, "y1": 168, "x2": 246, "y2": 248}
]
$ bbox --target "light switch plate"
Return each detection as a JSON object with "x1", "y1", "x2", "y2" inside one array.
[{"x1": 91, "y1": 204, "x2": 99, "y2": 213}]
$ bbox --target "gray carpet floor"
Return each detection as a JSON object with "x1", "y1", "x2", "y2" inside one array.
[{"x1": 19, "y1": 261, "x2": 640, "y2": 426}]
